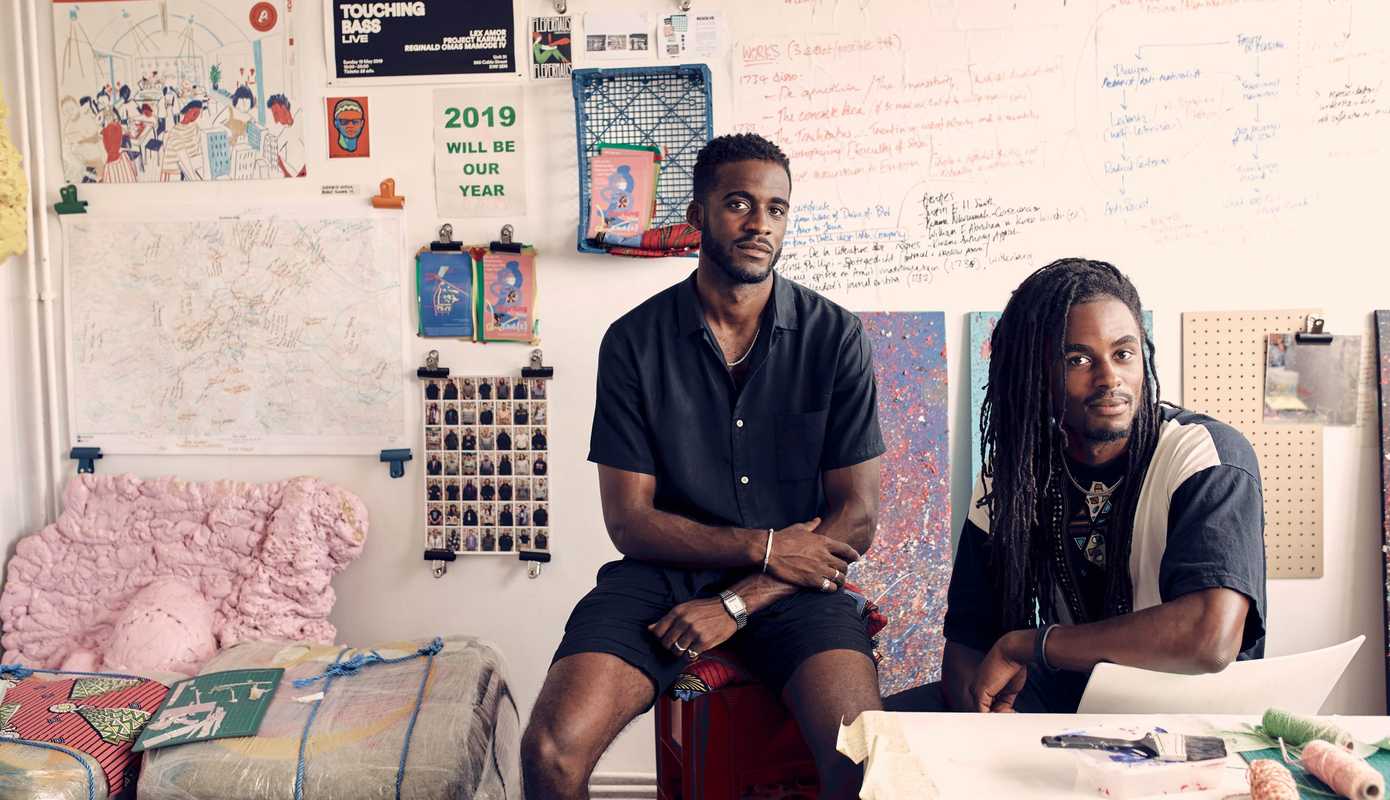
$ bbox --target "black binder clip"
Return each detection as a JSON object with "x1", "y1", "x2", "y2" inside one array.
[
  {"x1": 430, "y1": 223, "x2": 463, "y2": 252},
  {"x1": 417, "y1": 349, "x2": 450, "y2": 380},
  {"x1": 521, "y1": 348, "x2": 554, "y2": 380},
  {"x1": 490, "y1": 224, "x2": 523, "y2": 254},
  {"x1": 1295, "y1": 315, "x2": 1334, "y2": 345},
  {"x1": 519, "y1": 549, "x2": 551, "y2": 579},
  {"x1": 425, "y1": 548, "x2": 456, "y2": 578},
  {"x1": 70, "y1": 447, "x2": 102, "y2": 474},
  {"x1": 380, "y1": 448, "x2": 412, "y2": 478}
]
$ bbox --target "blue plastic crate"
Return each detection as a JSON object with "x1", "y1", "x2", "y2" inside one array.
[{"x1": 572, "y1": 65, "x2": 713, "y2": 255}]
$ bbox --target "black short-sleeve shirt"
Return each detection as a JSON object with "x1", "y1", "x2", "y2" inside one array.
[{"x1": 588, "y1": 271, "x2": 885, "y2": 529}]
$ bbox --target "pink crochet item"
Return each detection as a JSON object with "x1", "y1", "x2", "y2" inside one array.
[{"x1": 0, "y1": 474, "x2": 367, "y2": 674}]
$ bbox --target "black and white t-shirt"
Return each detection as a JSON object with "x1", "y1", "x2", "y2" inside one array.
[{"x1": 944, "y1": 406, "x2": 1267, "y2": 707}]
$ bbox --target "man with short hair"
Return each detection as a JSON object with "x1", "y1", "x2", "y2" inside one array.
[
  {"x1": 891, "y1": 259, "x2": 1266, "y2": 715},
  {"x1": 523, "y1": 134, "x2": 884, "y2": 799}
]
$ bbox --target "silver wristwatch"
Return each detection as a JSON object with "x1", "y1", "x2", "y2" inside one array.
[{"x1": 719, "y1": 589, "x2": 749, "y2": 630}]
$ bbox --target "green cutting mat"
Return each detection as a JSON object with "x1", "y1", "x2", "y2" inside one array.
[
  {"x1": 1240, "y1": 748, "x2": 1390, "y2": 798},
  {"x1": 133, "y1": 668, "x2": 284, "y2": 752}
]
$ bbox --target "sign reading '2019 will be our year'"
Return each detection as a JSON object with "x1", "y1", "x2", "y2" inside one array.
[{"x1": 433, "y1": 88, "x2": 527, "y2": 217}]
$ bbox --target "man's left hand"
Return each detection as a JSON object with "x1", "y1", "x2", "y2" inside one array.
[
  {"x1": 648, "y1": 598, "x2": 738, "y2": 660},
  {"x1": 970, "y1": 629, "x2": 1034, "y2": 713}
]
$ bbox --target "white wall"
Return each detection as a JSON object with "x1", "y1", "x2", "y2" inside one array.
[
  {"x1": 0, "y1": 2, "x2": 50, "y2": 618},
  {"x1": 4, "y1": 0, "x2": 1388, "y2": 778}
]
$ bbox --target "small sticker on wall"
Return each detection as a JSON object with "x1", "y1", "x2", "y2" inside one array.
[{"x1": 326, "y1": 96, "x2": 370, "y2": 158}]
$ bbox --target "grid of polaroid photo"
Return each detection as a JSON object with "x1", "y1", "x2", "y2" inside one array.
[{"x1": 423, "y1": 376, "x2": 550, "y2": 556}]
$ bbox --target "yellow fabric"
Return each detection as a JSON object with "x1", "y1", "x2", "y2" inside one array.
[{"x1": 0, "y1": 83, "x2": 27, "y2": 262}]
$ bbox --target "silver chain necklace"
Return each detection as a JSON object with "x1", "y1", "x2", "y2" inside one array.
[
  {"x1": 1061, "y1": 457, "x2": 1123, "y2": 497},
  {"x1": 724, "y1": 325, "x2": 761, "y2": 367}
]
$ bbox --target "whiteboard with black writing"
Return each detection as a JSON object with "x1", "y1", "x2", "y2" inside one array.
[{"x1": 728, "y1": 1, "x2": 1386, "y2": 301}]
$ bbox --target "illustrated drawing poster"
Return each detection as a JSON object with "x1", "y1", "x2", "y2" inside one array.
[
  {"x1": 52, "y1": 0, "x2": 305, "y2": 184},
  {"x1": 416, "y1": 250, "x2": 474, "y2": 338},
  {"x1": 326, "y1": 96, "x2": 370, "y2": 158},
  {"x1": 530, "y1": 15, "x2": 571, "y2": 80},
  {"x1": 326, "y1": 0, "x2": 516, "y2": 82},
  {"x1": 479, "y1": 250, "x2": 537, "y2": 343}
]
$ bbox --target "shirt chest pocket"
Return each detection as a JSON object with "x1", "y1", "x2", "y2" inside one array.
[{"x1": 776, "y1": 409, "x2": 829, "y2": 481}]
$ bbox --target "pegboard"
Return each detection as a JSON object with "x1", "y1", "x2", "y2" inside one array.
[{"x1": 1183, "y1": 310, "x2": 1323, "y2": 579}]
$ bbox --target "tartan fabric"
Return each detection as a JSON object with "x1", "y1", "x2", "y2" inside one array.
[{"x1": 1, "y1": 672, "x2": 168, "y2": 797}]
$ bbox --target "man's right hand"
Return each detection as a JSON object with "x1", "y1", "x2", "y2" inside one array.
[{"x1": 763, "y1": 518, "x2": 860, "y2": 591}]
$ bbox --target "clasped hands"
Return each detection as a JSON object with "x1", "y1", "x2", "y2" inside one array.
[{"x1": 649, "y1": 517, "x2": 858, "y2": 661}]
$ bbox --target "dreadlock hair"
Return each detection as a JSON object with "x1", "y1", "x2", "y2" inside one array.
[
  {"x1": 691, "y1": 133, "x2": 792, "y2": 203},
  {"x1": 978, "y1": 258, "x2": 1163, "y2": 632}
]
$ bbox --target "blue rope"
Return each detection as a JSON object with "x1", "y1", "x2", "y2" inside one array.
[
  {"x1": 0, "y1": 664, "x2": 33, "y2": 680},
  {"x1": 294, "y1": 646, "x2": 349, "y2": 800},
  {"x1": 394, "y1": 646, "x2": 438, "y2": 800},
  {"x1": 0, "y1": 664, "x2": 146, "y2": 681},
  {"x1": 291, "y1": 638, "x2": 445, "y2": 688},
  {"x1": 5, "y1": 738, "x2": 97, "y2": 800},
  {"x1": 291, "y1": 638, "x2": 446, "y2": 800}
]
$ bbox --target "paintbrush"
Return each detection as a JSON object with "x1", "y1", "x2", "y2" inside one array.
[{"x1": 1041, "y1": 731, "x2": 1228, "y2": 762}]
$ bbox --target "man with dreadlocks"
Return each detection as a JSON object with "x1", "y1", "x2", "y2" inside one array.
[
  {"x1": 905, "y1": 258, "x2": 1265, "y2": 714},
  {"x1": 523, "y1": 133, "x2": 885, "y2": 799}
]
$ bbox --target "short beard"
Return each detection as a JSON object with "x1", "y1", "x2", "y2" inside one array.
[
  {"x1": 702, "y1": 223, "x2": 780, "y2": 284},
  {"x1": 1083, "y1": 424, "x2": 1131, "y2": 443}
]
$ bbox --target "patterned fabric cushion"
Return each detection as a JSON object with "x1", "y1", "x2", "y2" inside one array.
[
  {"x1": 0, "y1": 668, "x2": 169, "y2": 799},
  {"x1": 669, "y1": 583, "x2": 886, "y2": 701}
]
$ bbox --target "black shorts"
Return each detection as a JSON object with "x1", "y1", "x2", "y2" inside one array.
[{"x1": 552, "y1": 559, "x2": 874, "y2": 707}]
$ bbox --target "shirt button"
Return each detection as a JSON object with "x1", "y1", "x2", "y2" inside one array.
[
  {"x1": 740, "y1": 476, "x2": 750, "y2": 485},
  {"x1": 735, "y1": 419, "x2": 745, "y2": 428}
]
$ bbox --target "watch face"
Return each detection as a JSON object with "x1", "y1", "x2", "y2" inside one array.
[{"x1": 721, "y1": 590, "x2": 747, "y2": 623}]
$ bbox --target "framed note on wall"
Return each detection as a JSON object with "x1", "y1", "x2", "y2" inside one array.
[{"x1": 324, "y1": 0, "x2": 522, "y2": 84}]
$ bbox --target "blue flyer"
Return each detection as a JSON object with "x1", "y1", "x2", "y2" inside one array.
[{"x1": 417, "y1": 251, "x2": 475, "y2": 338}]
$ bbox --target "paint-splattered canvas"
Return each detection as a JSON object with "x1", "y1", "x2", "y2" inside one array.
[
  {"x1": 969, "y1": 310, "x2": 1155, "y2": 486},
  {"x1": 968, "y1": 312, "x2": 1000, "y2": 487},
  {"x1": 1376, "y1": 310, "x2": 1390, "y2": 712},
  {"x1": 854, "y1": 312, "x2": 950, "y2": 693}
]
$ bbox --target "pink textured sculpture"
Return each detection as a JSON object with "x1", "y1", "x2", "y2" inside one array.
[{"x1": 0, "y1": 474, "x2": 368, "y2": 674}]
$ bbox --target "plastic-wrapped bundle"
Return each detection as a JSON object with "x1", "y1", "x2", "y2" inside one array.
[
  {"x1": 137, "y1": 636, "x2": 520, "y2": 799},
  {"x1": 0, "y1": 742, "x2": 109, "y2": 800}
]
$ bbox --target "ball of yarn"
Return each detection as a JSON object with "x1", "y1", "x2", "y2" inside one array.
[
  {"x1": 1261, "y1": 708, "x2": 1356, "y2": 751},
  {"x1": 1302, "y1": 740, "x2": 1385, "y2": 800},
  {"x1": 1248, "y1": 759, "x2": 1299, "y2": 800}
]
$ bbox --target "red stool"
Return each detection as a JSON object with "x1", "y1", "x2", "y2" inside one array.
[
  {"x1": 654, "y1": 584, "x2": 885, "y2": 800},
  {"x1": 655, "y1": 648, "x2": 818, "y2": 800}
]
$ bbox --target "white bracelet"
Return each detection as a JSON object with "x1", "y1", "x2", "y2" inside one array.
[{"x1": 762, "y1": 528, "x2": 775, "y2": 573}]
